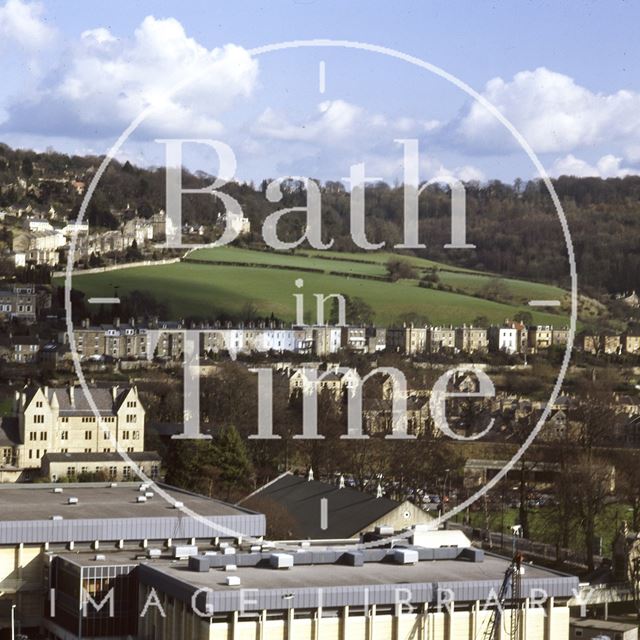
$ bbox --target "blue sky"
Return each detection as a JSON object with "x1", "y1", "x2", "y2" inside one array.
[{"x1": 1, "y1": 0, "x2": 639, "y2": 182}]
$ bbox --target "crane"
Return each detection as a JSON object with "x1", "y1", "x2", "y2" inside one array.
[{"x1": 479, "y1": 553, "x2": 523, "y2": 640}]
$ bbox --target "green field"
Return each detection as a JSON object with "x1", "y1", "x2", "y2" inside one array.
[{"x1": 61, "y1": 247, "x2": 569, "y2": 326}]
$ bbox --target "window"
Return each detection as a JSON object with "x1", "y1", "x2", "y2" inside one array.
[
  {"x1": 108, "y1": 466, "x2": 117, "y2": 479},
  {"x1": 127, "y1": 447, "x2": 134, "y2": 453},
  {"x1": 151, "y1": 465, "x2": 159, "y2": 479},
  {"x1": 132, "y1": 431, "x2": 139, "y2": 440},
  {"x1": 103, "y1": 431, "x2": 110, "y2": 440},
  {"x1": 35, "y1": 401, "x2": 43, "y2": 408},
  {"x1": 103, "y1": 448, "x2": 111, "y2": 453},
  {"x1": 28, "y1": 450, "x2": 32, "y2": 459},
  {"x1": 84, "y1": 431, "x2": 92, "y2": 440},
  {"x1": 61, "y1": 417, "x2": 69, "y2": 423},
  {"x1": 81, "y1": 466, "x2": 88, "y2": 474},
  {"x1": 84, "y1": 448, "x2": 91, "y2": 453},
  {"x1": 82, "y1": 417, "x2": 95, "y2": 423},
  {"x1": 126, "y1": 414, "x2": 137, "y2": 423},
  {"x1": 61, "y1": 431, "x2": 68, "y2": 440},
  {"x1": 61, "y1": 448, "x2": 68, "y2": 454},
  {"x1": 122, "y1": 431, "x2": 130, "y2": 440},
  {"x1": 39, "y1": 432, "x2": 46, "y2": 441},
  {"x1": 123, "y1": 466, "x2": 131, "y2": 479},
  {"x1": 67, "y1": 466, "x2": 75, "y2": 476},
  {"x1": 33, "y1": 415, "x2": 44, "y2": 424},
  {"x1": 127, "y1": 400, "x2": 136, "y2": 408},
  {"x1": 29, "y1": 432, "x2": 36, "y2": 441}
]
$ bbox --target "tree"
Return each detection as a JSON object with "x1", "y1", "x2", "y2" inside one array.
[
  {"x1": 213, "y1": 425, "x2": 254, "y2": 501},
  {"x1": 386, "y1": 258, "x2": 417, "y2": 282},
  {"x1": 329, "y1": 295, "x2": 375, "y2": 326}
]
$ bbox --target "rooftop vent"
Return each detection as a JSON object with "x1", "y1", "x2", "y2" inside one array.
[
  {"x1": 94, "y1": 554, "x2": 106, "y2": 561},
  {"x1": 139, "y1": 484, "x2": 148, "y2": 492},
  {"x1": 145, "y1": 491, "x2": 154, "y2": 498},
  {"x1": 223, "y1": 547, "x2": 236, "y2": 555},
  {"x1": 270, "y1": 553, "x2": 294, "y2": 570},
  {"x1": 375, "y1": 525, "x2": 394, "y2": 536},
  {"x1": 225, "y1": 576, "x2": 241, "y2": 586},
  {"x1": 173, "y1": 501, "x2": 184, "y2": 509},
  {"x1": 136, "y1": 496, "x2": 147, "y2": 503},
  {"x1": 393, "y1": 549, "x2": 419, "y2": 565},
  {"x1": 67, "y1": 497, "x2": 78, "y2": 505},
  {"x1": 172, "y1": 545, "x2": 198, "y2": 559},
  {"x1": 224, "y1": 564, "x2": 237, "y2": 571},
  {"x1": 50, "y1": 515, "x2": 63, "y2": 521},
  {"x1": 147, "y1": 548, "x2": 162, "y2": 559},
  {"x1": 53, "y1": 487, "x2": 63, "y2": 494}
]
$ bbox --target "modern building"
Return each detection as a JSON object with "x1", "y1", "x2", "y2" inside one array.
[
  {"x1": 134, "y1": 541, "x2": 578, "y2": 640},
  {"x1": 0, "y1": 481, "x2": 264, "y2": 637}
]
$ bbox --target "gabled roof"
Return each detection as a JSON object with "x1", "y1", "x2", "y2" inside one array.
[
  {"x1": 239, "y1": 472, "x2": 406, "y2": 539},
  {"x1": 24, "y1": 385, "x2": 135, "y2": 416}
]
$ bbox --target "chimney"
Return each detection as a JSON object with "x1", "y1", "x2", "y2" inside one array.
[
  {"x1": 376, "y1": 483, "x2": 383, "y2": 499},
  {"x1": 111, "y1": 385, "x2": 119, "y2": 402},
  {"x1": 82, "y1": 318, "x2": 90, "y2": 329},
  {"x1": 307, "y1": 468, "x2": 314, "y2": 482},
  {"x1": 114, "y1": 317, "x2": 121, "y2": 328},
  {"x1": 13, "y1": 391, "x2": 19, "y2": 413},
  {"x1": 69, "y1": 385, "x2": 75, "y2": 406},
  {"x1": 338, "y1": 474, "x2": 345, "y2": 489}
]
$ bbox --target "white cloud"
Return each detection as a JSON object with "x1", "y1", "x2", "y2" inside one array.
[
  {"x1": 457, "y1": 67, "x2": 640, "y2": 156},
  {"x1": 551, "y1": 153, "x2": 636, "y2": 178},
  {"x1": 254, "y1": 99, "x2": 440, "y2": 148},
  {"x1": 3, "y1": 15, "x2": 259, "y2": 138},
  {"x1": 0, "y1": 0, "x2": 54, "y2": 49}
]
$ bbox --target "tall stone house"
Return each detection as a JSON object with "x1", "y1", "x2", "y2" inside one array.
[{"x1": 8, "y1": 384, "x2": 145, "y2": 470}]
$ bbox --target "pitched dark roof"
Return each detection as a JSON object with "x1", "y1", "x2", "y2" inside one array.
[
  {"x1": 0, "y1": 417, "x2": 20, "y2": 446},
  {"x1": 240, "y1": 472, "x2": 403, "y2": 539}
]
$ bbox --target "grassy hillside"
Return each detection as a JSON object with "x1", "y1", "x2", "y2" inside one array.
[{"x1": 62, "y1": 247, "x2": 570, "y2": 326}]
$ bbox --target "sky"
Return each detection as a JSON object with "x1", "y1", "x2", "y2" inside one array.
[{"x1": 1, "y1": 0, "x2": 639, "y2": 183}]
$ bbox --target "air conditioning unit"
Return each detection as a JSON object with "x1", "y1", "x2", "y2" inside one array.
[
  {"x1": 225, "y1": 576, "x2": 241, "y2": 586},
  {"x1": 136, "y1": 496, "x2": 147, "y2": 503},
  {"x1": 50, "y1": 515, "x2": 63, "y2": 521},
  {"x1": 172, "y1": 545, "x2": 198, "y2": 559},
  {"x1": 147, "y1": 548, "x2": 162, "y2": 559},
  {"x1": 393, "y1": 549, "x2": 419, "y2": 565},
  {"x1": 53, "y1": 487, "x2": 63, "y2": 494},
  {"x1": 94, "y1": 555, "x2": 106, "y2": 561},
  {"x1": 270, "y1": 553, "x2": 294, "y2": 569},
  {"x1": 173, "y1": 501, "x2": 184, "y2": 509},
  {"x1": 145, "y1": 491, "x2": 154, "y2": 498},
  {"x1": 67, "y1": 497, "x2": 78, "y2": 505}
]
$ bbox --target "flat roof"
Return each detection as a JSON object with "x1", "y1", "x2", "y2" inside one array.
[
  {"x1": 0, "y1": 482, "x2": 243, "y2": 521},
  {"x1": 154, "y1": 553, "x2": 561, "y2": 592},
  {"x1": 0, "y1": 483, "x2": 266, "y2": 544},
  {"x1": 570, "y1": 617, "x2": 638, "y2": 631},
  {"x1": 135, "y1": 552, "x2": 579, "y2": 611}
]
